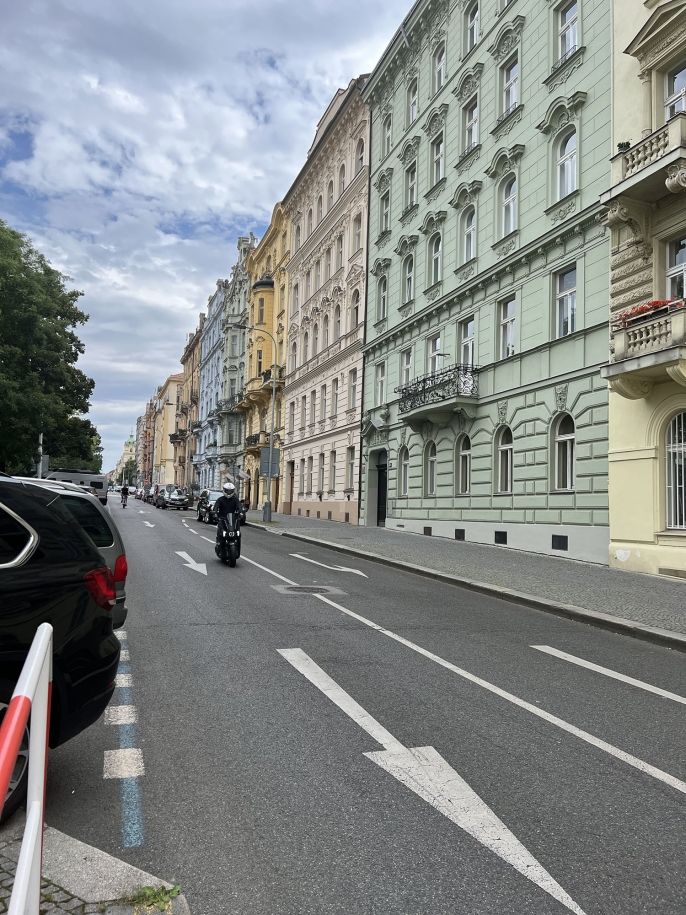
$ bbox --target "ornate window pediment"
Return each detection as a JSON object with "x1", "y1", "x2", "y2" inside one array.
[
  {"x1": 485, "y1": 144, "x2": 524, "y2": 178},
  {"x1": 370, "y1": 257, "x2": 391, "y2": 277},
  {"x1": 398, "y1": 135, "x2": 421, "y2": 165},
  {"x1": 394, "y1": 235, "x2": 419, "y2": 256},
  {"x1": 374, "y1": 167, "x2": 394, "y2": 192},
  {"x1": 419, "y1": 210, "x2": 447, "y2": 235},
  {"x1": 536, "y1": 92, "x2": 587, "y2": 134},
  {"x1": 450, "y1": 180, "x2": 482, "y2": 208},
  {"x1": 625, "y1": 0, "x2": 686, "y2": 71},
  {"x1": 422, "y1": 103, "x2": 449, "y2": 137},
  {"x1": 453, "y1": 63, "x2": 484, "y2": 103},
  {"x1": 487, "y1": 15, "x2": 525, "y2": 61}
]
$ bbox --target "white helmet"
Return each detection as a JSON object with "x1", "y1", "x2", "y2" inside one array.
[{"x1": 223, "y1": 481, "x2": 236, "y2": 494}]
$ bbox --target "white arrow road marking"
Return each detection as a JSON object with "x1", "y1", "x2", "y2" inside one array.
[
  {"x1": 290, "y1": 552, "x2": 368, "y2": 578},
  {"x1": 142, "y1": 521, "x2": 155, "y2": 528},
  {"x1": 175, "y1": 551, "x2": 207, "y2": 576},
  {"x1": 278, "y1": 647, "x2": 586, "y2": 915},
  {"x1": 137, "y1": 510, "x2": 150, "y2": 514},
  {"x1": 531, "y1": 645, "x2": 686, "y2": 705}
]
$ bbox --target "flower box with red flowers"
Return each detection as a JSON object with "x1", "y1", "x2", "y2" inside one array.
[{"x1": 612, "y1": 299, "x2": 685, "y2": 330}]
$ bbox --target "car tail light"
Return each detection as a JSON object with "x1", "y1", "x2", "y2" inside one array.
[
  {"x1": 85, "y1": 567, "x2": 116, "y2": 610},
  {"x1": 114, "y1": 554, "x2": 128, "y2": 583}
]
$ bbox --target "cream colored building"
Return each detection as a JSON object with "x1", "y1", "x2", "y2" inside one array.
[
  {"x1": 153, "y1": 373, "x2": 184, "y2": 485},
  {"x1": 113, "y1": 434, "x2": 136, "y2": 485},
  {"x1": 600, "y1": 0, "x2": 686, "y2": 574},
  {"x1": 280, "y1": 77, "x2": 369, "y2": 523}
]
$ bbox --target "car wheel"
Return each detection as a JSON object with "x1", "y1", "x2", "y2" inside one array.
[{"x1": 0, "y1": 702, "x2": 29, "y2": 824}]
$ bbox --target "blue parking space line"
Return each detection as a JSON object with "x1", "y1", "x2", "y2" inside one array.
[
  {"x1": 118, "y1": 723, "x2": 137, "y2": 749},
  {"x1": 115, "y1": 687, "x2": 133, "y2": 705},
  {"x1": 119, "y1": 777, "x2": 144, "y2": 848}
]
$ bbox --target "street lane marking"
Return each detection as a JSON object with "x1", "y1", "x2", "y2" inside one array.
[
  {"x1": 118, "y1": 630, "x2": 128, "y2": 641},
  {"x1": 104, "y1": 705, "x2": 138, "y2": 725},
  {"x1": 189, "y1": 528, "x2": 198, "y2": 535},
  {"x1": 279, "y1": 648, "x2": 586, "y2": 915},
  {"x1": 119, "y1": 649, "x2": 130, "y2": 661},
  {"x1": 175, "y1": 550, "x2": 207, "y2": 575},
  {"x1": 241, "y1": 554, "x2": 299, "y2": 586},
  {"x1": 142, "y1": 521, "x2": 155, "y2": 528},
  {"x1": 531, "y1": 646, "x2": 686, "y2": 706},
  {"x1": 290, "y1": 552, "x2": 368, "y2": 578},
  {"x1": 115, "y1": 673, "x2": 132, "y2": 688},
  {"x1": 103, "y1": 748, "x2": 145, "y2": 779}
]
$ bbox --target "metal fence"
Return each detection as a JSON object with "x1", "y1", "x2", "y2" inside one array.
[{"x1": 395, "y1": 363, "x2": 479, "y2": 414}]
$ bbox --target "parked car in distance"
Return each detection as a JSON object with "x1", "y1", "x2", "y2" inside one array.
[
  {"x1": 0, "y1": 476, "x2": 121, "y2": 822},
  {"x1": 155, "y1": 488, "x2": 188, "y2": 510},
  {"x1": 134, "y1": 488, "x2": 145, "y2": 500},
  {"x1": 44, "y1": 469, "x2": 109, "y2": 505},
  {"x1": 196, "y1": 489, "x2": 223, "y2": 523}
]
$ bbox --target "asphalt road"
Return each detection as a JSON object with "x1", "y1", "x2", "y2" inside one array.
[{"x1": 44, "y1": 499, "x2": 686, "y2": 915}]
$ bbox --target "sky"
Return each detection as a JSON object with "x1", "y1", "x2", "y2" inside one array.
[{"x1": 0, "y1": 0, "x2": 411, "y2": 472}]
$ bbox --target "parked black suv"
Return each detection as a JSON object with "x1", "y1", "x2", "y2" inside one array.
[{"x1": 0, "y1": 478, "x2": 121, "y2": 821}]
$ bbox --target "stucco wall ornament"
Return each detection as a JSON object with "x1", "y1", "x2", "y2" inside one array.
[
  {"x1": 398, "y1": 136, "x2": 421, "y2": 166},
  {"x1": 487, "y1": 16, "x2": 525, "y2": 62},
  {"x1": 536, "y1": 92, "x2": 587, "y2": 135},
  {"x1": 453, "y1": 64, "x2": 484, "y2": 104},
  {"x1": 370, "y1": 257, "x2": 392, "y2": 278},
  {"x1": 422, "y1": 104, "x2": 449, "y2": 137},
  {"x1": 394, "y1": 235, "x2": 419, "y2": 257},
  {"x1": 374, "y1": 167, "x2": 394, "y2": 192},
  {"x1": 497, "y1": 401, "x2": 508, "y2": 424},
  {"x1": 456, "y1": 263, "x2": 476, "y2": 283},
  {"x1": 550, "y1": 199, "x2": 577, "y2": 223},
  {"x1": 666, "y1": 161, "x2": 686, "y2": 194},
  {"x1": 485, "y1": 144, "x2": 525, "y2": 179},
  {"x1": 555, "y1": 383, "x2": 569, "y2": 412},
  {"x1": 450, "y1": 180, "x2": 483, "y2": 209},
  {"x1": 419, "y1": 210, "x2": 447, "y2": 235}
]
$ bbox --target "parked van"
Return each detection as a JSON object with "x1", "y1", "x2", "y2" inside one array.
[{"x1": 44, "y1": 468, "x2": 109, "y2": 504}]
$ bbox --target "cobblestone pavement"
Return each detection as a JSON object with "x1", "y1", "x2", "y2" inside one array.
[{"x1": 247, "y1": 511, "x2": 686, "y2": 635}]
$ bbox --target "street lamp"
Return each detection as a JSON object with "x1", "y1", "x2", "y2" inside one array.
[{"x1": 229, "y1": 322, "x2": 278, "y2": 523}]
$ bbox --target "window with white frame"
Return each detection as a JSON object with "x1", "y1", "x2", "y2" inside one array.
[
  {"x1": 290, "y1": 341, "x2": 297, "y2": 372},
  {"x1": 557, "y1": 129, "x2": 577, "y2": 199},
  {"x1": 433, "y1": 43, "x2": 446, "y2": 93},
  {"x1": 407, "y1": 79, "x2": 418, "y2": 125},
  {"x1": 375, "y1": 362, "x2": 385, "y2": 405},
  {"x1": 353, "y1": 214, "x2": 362, "y2": 252},
  {"x1": 429, "y1": 233, "x2": 442, "y2": 285},
  {"x1": 318, "y1": 453, "x2": 325, "y2": 492},
  {"x1": 325, "y1": 247, "x2": 332, "y2": 280},
  {"x1": 320, "y1": 384, "x2": 327, "y2": 419},
  {"x1": 499, "y1": 297, "x2": 516, "y2": 359},
  {"x1": 558, "y1": 1, "x2": 578, "y2": 63},
  {"x1": 295, "y1": 225, "x2": 301, "y2": 250},
  {"x1": 399, "y1": 446, "x2": 410, "y2": 496},
  {"x1": 230, "y1": 334, "x2": 238, "y2": 357},
  {"x1": 496, "y1": 426, "x2": 513, "y2": 493},
  {"x1": 356, "y1": 139, "x2": 365, "y2": 175},
  {"x1": 403, "y1": 255, "x2": 414, "y2": 302},
  {"x1": 307, "y1": 208, "x2": 313, "y2": 236},
  {"x1": 288, "y1": 401, "x2": 295, "y2": 433},
  {"x1": 332, "y1": 376, "x2": 339, "y2": 414},
  {"x1": 457, "y1": 435, "x2": 471, "y2": 494},
  {"x1": 302, "y1": 331, "x2": 308, "y2": 362},
  {"x1": 329, "y1": 450, "x2": 336, "y2": 491},
  {"x1": 299, "y1": 458, "x2": 305, "y2": 492},
  {"x1": 377, "y1": 276, "x2": 387, "y2": 321},
  {"x1": 313, "y1": 323, "x2": 319, "y2": 356},
  {"x1": 380, "y1": 192, "x2": 390, "y2": 233},
  {"x1": 336, "y1": 234, "x2": 343, "y2": 269},
  {"x1": 464, "y1": 97, "x2": 479, "y2": 152},
  {"x1": 502, "y1": 55, "x2": 519, "y2": 116},
  {"x1": 315, "y1": 259, "x2": 321, "y2": 289},
  {"x1": 300, "y1": 395, "x2": 306, "y2": 429},
  {"x1": 382, "y1": 115, "x2": 392, "y2": 157},
  {"x1": 256, "y1": 349, "x2": 263, "y2": 375},
  {"x1": 327, "y1": 180, "x2": 334, "y2": 210},
  {"x1": 463, "y1": 206, "x2": 476, "y2": 262},
  {"x1": 405, "y1": 161, "x2": 417, "y2": 209},
  {"x1": 460, "y1": 316, "x2": 475, "y2": 365},
  {"x1": 317, "y1": 196, "x2": 323, "y2": 223},
  {"x1": 400, "y1": 347, "x2": 412, "y2": 386},
  {"x1": 305, "y1": 270, "x2": 311, "y2": 299},
  {"x1": 307, "y1": 456, "x2": 313, "y2": 492},
  {"x1": 352, "y1": 289, "x2": 360, "y2": 326},
  {"x1": 466, "y1": 2, "x2": 479, "y2": 51},
  {"x1": 666, "y1": 62, "x2": 686, "y2": 120},
  {"x1": 293, "y1": 282, "x2": 300, "y2": 311},
  {"x1": 323, "y1": 315, "x2": 329, "y2": 348},
  {"x1": 334, "y1": 304, "x2": 341, "y2": 340},
  {"x1": 502, "y1": 175, "x2": 518, "y2": 236},
  {"x1": 309, "y1": 391, "x2": 316, "y2": 425},
  {"x1": 348, "y1": 368, "x2": 358, "y2": 408},
  {"x1": 427, "y1": 333, "x2": 442, "y2": 373},
  {"x1": 425, "y1": 442, "x2": 437, "y2": 496},
  {"x1": 667, "y1": 234, "x2": 686, "y2": 299},
  {"x1": 555, "y1": 265, "x2": 577, "y2": 337},
  {"x1": 346, "y1": 446, "x2": 356, "y2": 490},
  {"x1": 257, "y1": 298, "x2": 265, "y2": 323},
  {"x1": 431, "y1": 132, "x2": 445, "y2": 185},
  {"x1": 666, "y1": 411, "x2": 686, "y2": 529},
  {"x1": 554, "y1": 413, "x2": 575, "y2": 491},
  {"x1": 339, "y1": 163, "x2": 346, "y2": 196}
]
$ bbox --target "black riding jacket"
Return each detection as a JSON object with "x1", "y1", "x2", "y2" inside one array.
[{"x1": 215, "y1": 493, "x2": 241, "y2": 520}]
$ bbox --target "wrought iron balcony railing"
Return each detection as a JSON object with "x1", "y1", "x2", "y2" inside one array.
[
  {"x1": 395, "y1": 363, "x2": 479, "y2": 414},
  {"x1": 245, "y1": 433, "x2": 261, "y2": 447}
]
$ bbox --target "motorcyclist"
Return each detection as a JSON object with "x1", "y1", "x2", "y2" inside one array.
[{"x1": 214, "y1": 481, "x2": 241, "y2": 540}]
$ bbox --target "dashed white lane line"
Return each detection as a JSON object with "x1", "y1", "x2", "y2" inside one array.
[
  {"x1": 104, "y1": 705, "x2": 138, "y2": 725},
  {"x1": 118, "y1": 630, "x2": 128, "y2": 641},
  {"x1": 119, "y1": 649, "x2": 130, "y2": 661},
  {"x1": 103, "y1": 748, "x2": 145, "y2": 779},
  {"x1": 531, "y1": 645, "x2": 686, "y2": 705},
  {"x1": 115, "y1": 673, "x2": 132, "y2": 688}
]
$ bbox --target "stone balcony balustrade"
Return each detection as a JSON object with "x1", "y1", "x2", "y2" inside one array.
[{"x1": 607, "y1": 113, "x2": 686, "y2": 201}]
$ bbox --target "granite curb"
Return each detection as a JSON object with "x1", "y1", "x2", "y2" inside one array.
[{"x1": 247, "y1": 521, "x2": 686, "y2": 652}]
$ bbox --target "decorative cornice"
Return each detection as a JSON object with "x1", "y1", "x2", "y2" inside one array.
[
  {"x1": 370, "y1": 257, "x2": 391, "y2": 278},
  {"x1": 452, "y1": 63, "x2": 484, "y2": 104},
  {"x1": 422, "y1": 103, "x2": 449, "y2": 137},
  {"x1": 374, "y1": 167, "x2": 394, "y2": 192},
  {"x1": 398, "y1": 135, "x2": 421, "y2": 166},
  {"x1": 418, "y1": 210, "x2": 447, "y2": 235},
  {"x1": 536, "y1": 91, "x2": 587, "y2": 134},
  {"x1": 450, "y1": 179, "x2": 482, "y2": 208},
  {"x1": 424, "y1": 176, "x2": 447, "y2": 202},
  {"x1": 485, "y1": 144, "x2": 524, "y2": 179},
  {"x1": 394, "y1": 235, "x2": 418, "y2": 256}
]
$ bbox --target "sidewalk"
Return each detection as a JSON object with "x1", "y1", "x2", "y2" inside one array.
[
  {"x1": 0, "y1": 813, "x2": 190, "y2": 915},
  {"x1": 246, "y1": 511, "x2": 686, "y2": 649}
]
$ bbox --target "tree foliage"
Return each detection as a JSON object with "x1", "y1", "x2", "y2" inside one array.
[{"x1": 0, "y1": 220, "x2": 96, "y2": 473}]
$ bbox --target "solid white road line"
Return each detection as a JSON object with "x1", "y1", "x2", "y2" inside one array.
[
  {"x1": 241, "y1": 554, "x2": 299, "y2": 586},
  {"x1": 115, "y1": 673, "x2": 133, "y2": 688},
  {"x1": 531, "y1": 645, "x2": 686, "y2": 706},
  {"x1": 279, "y1": 648, "x2": 586, "y2": 915},
  {"x1": 103, "y1": 748, "x2": 145, "y2": 779},
  {"x1": 104, "y1": 705, "x2": 138, "y2": 726},
  {"x1": 290, "y1": 553, "x2": 368, "y2": 578}
]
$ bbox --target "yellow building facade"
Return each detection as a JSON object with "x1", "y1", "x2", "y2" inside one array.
[
  {"x1": 601, "y1": 0, "x2": 686, "y2": 575},
  {"x1": 153, "y1": 372, "x2": 184, "y2": 485},
  {"x1": 236, "y1": 204, "x2": 289, "y2": 509}
]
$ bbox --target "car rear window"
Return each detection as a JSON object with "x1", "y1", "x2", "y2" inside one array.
[
  {"x1": 90, "y1": 481, "x2": 104, "y2": 489},
  {"x1": 59, "y1": 495, "x2": 114, "y2": 548},
  {"x1": 0, "y1": 505, "x2": 32, "y2": 564}
]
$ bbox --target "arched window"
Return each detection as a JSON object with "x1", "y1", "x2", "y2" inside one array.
[
  {"x1": 502, "y1": 175, "x2": 517, "y2": 236},
  {"x1": 327, "y1": 180, "x2": 334, "y2": 210},
  {"x1": 463, "y1": 206, "x2": 476, "y2": 262},
  {"x1": 429, "y1": 233, "x2": 442, "y2": 285},
  {"x1": 456, "y1": 435, "x2": 471, "y2": 494},
  {"x1": 303, "y1": 331, "x2": 309, "y2": 363},
  {"x1": 557, "y1": 129, "x2": 577, "y2": 199},
  {"x1": 323, "y1": 315, "x2": 329, "y2": 348},
  {"x1": 290, "y1": 341, "x2": 297, "y2": 372},
  {"x1": 554, "y1": 413, "x2": 575, "y2": 491},
  {"x1": 351, "y1": 289, "x2": 360, "y2": 326},
  {"x1": 307, "y1": 208, "x2": 313, "y2": 236},
  {"x1": 295, "y1": 224, "x2": 301, "y2": 250},
  {"x1": 339, "y1": 163, "x2": 346, "y2": 196},
  {"x1": 313, "y1": 323, "x2": 319, "y2": 356},
  {"x1": 407, "y1": 79, "x2": 418, "y2": 125},
  {"x1": 403, "y1": 255, "x2": 414, "y2": 303},
  {"x1": 666, "y1": 411, "x2": 686, "y2": 529},
  {"x1": 317, "y1": 195, "x2": 323, "y2": 223},
  {"x1": 398, "y1": 446, "x2": 410, "y2": 497},
  {"x1": 355, "y1": 139, "x2": 365, "y2": 175},
  {"x1": 425, "y1": 442, "x2": 437, "y2": 496},
  {"x1": 377, "y1": 276, "x2": 388, "y2": 321},
  {"x1": 433, "y1": 42, "x2": 446, "y2": 93},
  {"x1": 315, "y1": 259, "x2": 321, "y2": 288},
  {"x1": 382, "y1": 115, "x2": 392, "y2": 157},
  {"x1": 496, "y1": 425, "x2": 513, "y2": 493},
  {"x1": 334, "y1": 304, "x2": 341, "y2": 340}
]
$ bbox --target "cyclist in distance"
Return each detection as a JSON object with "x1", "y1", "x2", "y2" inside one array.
[{"x1": 121, "y1": 484, "x2": 129, "y2": 508}]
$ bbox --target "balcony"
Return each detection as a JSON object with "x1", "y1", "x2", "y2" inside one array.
[
  {"x1": 189, "y1": 421, "x2": 202, "y2": 434},
  {"x1": 396, "y1": 363, "x2": 479, "y2": 427},
  {"x1": 605, "y1": 113, "x2": 686, "y2": 203},
  {"x1": 205, "y1": 443, "x2": 218, "y2": 459},
  {"x1": 169, "y1": 430, "x2": 187, "y2": 445},
  {"x1": 601, "y1": 300, "x2": 686, "y2": 399},
  {"x1": 217, "y1": 395, "x2": 240, "y2": 414}
]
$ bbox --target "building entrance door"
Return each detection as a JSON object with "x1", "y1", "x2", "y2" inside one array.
[{"x1": 376, "y1": 449, "x2": 388, "y2": 527}]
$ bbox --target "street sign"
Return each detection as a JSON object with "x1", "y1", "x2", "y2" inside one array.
[{"x1": 259, "y1": 447, "x2": 280, "y2": 477}]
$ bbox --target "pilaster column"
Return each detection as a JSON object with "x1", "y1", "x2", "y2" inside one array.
[{"x1": 638, "y1": 71, "x2": 652, "y2": 138}]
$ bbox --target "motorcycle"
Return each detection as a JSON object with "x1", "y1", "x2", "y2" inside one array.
[{"x1": 215, "y1": 513, "x2": 241, "y2": 567}]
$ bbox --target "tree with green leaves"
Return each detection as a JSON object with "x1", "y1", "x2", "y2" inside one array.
[{"x1": 0, "y1": 220, "x2": 96, "y2": 474}]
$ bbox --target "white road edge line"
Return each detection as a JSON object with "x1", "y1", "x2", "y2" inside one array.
[
  {"x1": 104, "y1": 705, "x2": 138, "y2": 725},
  {"x1": 278, "y1": 647, "x2": 586, "y2": 915},
  {"x1": 531, "y1": 645, "x2": 686, "y2": 706}
]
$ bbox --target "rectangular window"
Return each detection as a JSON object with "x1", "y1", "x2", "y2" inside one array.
[
  {"x1": 427, "y1": 334, "x2": 442, "y2": 374},
  {"x1": 353, "y1": 215, "x2": 362, "y2": 252},
  {"x1": 405, "y1": 162, "x2": 417, "y2": 208},
  {"x1": 558, "y1": 1, "x2": 578, "y2": 62},
  {"x1": 499, "y1": 298, "x2": 516, "y2": 359},
  {"x1": 464, "y1": 97, "x2": 479, "y2": 152},
  {"x1": 467, "y1": 2, "x2": 479, "y2": 51},
  {"x1": 307, "y1": 456, "x2": 313, "y2": 493},
  {"x1": 336, "y1": 235, "x2": 343, "y2": 269},
  {"x1": 293, "y1": 284, "x2": 300, "y2": 311},
  {"x1": 556, "y1": 266, "x2": 577, "y2": 338},
  {"x1": 666, "y1": 63, "x2": 686, "y2": 119},
  {"x1": 230, "y1": 334, "x2": 238, "y2": 357},
  {"x1": 329, "y1": 451, "x2": 336, "y2": 492},
  {"x1": 460, "y1": 317, "x2": 475, "y2": 365},
  {"x1": 667, "y1": 235, "x2": 686, "y2": 299},
  {"x1": 346, "y1": 446, "x2": 356, "y2": 490},
  {"x1": 318, "y1": 454, "x2": 325, "y2": 492},
  {"x1": 375, "y1": 362, "x2": 386, "y2": 405},
  {"x1": 332, "y1": 377, "x2": 339, "y2": 414},
  {"x1": 498, "y1": 444, "x2": 513, "y2": 494},
  {"x1": 299, "y1": 459, "x2": 305, "y2": 493},
  {"x1": 229, "y1": 378, "x2": 237, "y2": 397},
  {"x1": 258, "y1": 298, "x2": 265, "y2": 324},
  {"x1": 288, "y1": 402, "x2": 295, "y2": 433},
  {"x1": 349, "y1": 368, "x2": 358, "y2": 408},
  {"x1": 380, "y1": 192, "x2": 390, "y2": 233},
  {"x1": 300, "y1": 395, "x2": 306, "y2": 429},
  {"x1": 309, "y1": 391, "x2": 316, "y2": 425},
  {"x1": 320, "y1": 384, "x2": 327, "y2": 420},
  {"x1": 305, "y1": 271, "x2": 311, "y2": 299},
  {"x1": 431, "y1": 133, "x2": 445, "y2": 185},
  {"x1": 502, "y1": 55, "x2": 519, "y2": 115},
  {"x1": 256, "y1": 349, "x2": 263, "y2": 375},
  {"x1": 400, "y1": 348, "x2": 412, "y2": 386},
  {"x1": 325, "y1": 248, "x2": 332, "y2": 280},
  {"x1": 315, "y1": 260, "x2": 321, "y2": 288}
]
